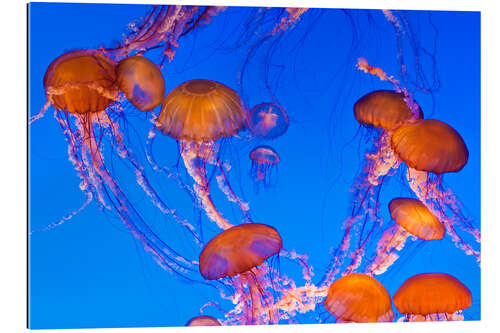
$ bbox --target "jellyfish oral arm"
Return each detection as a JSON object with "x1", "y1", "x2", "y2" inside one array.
[
  {"x1": 365, "y1": 224, "x2": 409, "y2": 275},
  {"x1": 180, "y1": 140, "x2": 233, "y2": 230}
]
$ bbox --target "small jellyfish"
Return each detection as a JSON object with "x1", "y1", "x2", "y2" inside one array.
[
  {"x1": 393, "y1": 273, "x2": 472, "y2": 321},
  {"x1": 199, "y1": 223, "x2": 282, "y2": 324},
  {"x1": 366, "y1": 198, "x2": 444, "y2": 275},
  {"x1": 247, "y1": 102, "x2": 289, "y2": 139},
  {"x1": 185, "y1": 315, "x2": 221, "y2": 326},
  {"x1": 323, "y1": 273, "x2": 394, "y2": 323},
  {"x1": 116, "y1": 54, "x2": 165, "y2": 111},
  {"x1": 249, "y1": 145, "x2": 280, "y2": 187}
]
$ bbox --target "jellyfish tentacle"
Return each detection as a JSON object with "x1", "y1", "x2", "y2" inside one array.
[
  {"x1": 366, "y1": 224, "x2": 409, "y2": 275},
  {"x1": 406, "y1": 168, "x2": 480, "y2": 262},
  {"x1": 145, "y1": 115, "x2": 196, "y2": 200},
  {"x1": 66, "y1": 111, "x2": 200, "y2": 278},
  {"x1": 102, "y1": 111, "x2": 204, "y2": 245},
  {"x1": 208, "y1": 146, "x2": 252, "y2": 222},
  {"x1": 29, "y1": 99, "x2": 52, "y2": 125},
  {"x1": 29, "y1": 192, "x2": 92, "y2": 235}
]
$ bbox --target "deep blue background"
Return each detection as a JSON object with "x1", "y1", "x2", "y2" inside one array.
[{"x1": 28, "y1": 3, "x2": 480, "y2": 329}]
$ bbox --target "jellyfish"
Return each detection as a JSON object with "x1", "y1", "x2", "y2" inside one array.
[
  {"x1": 246, "y1": 103, "x2": 289, "y2": 140},
  {"x1": 366, "y1": 198, "x2": 445, "y2": 275},
  {"x1": 391, "y1": 119, "x2": 480, "y2": 261},
  {"x1": 393, "y1": 273, "x2": 472, "y2": 321},
  {"x1": 249, "y1": 145, "x2": 280, "y2": 188},
  {"x1": 116, "y1": 54, "x2": 165, "y2": 111},
  {"x1": 31, "y1": 49, "x2": 199, "y2": 279},
  {"x1": 154, "y1": 79, "x2": 249, "y2": 230},
  {"x1": 199, "y1": 223, "x2": 282, "y2": 325},
  {"x1": 323, "y1": 273, "x2": 394, "y2": 323},
  {"x1": 185, "y1": 315, "x2": 221, "y2": 326}
]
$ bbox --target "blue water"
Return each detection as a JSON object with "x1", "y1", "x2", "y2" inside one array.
[{"x1": 28, "y1": 3, "x2": 480, "y2": 329}]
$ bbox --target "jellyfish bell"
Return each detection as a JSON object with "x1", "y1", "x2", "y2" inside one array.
[
  {"x1": 185, "y1": 315, "x2": 221, "y2": 326},
  {"x1": 323, "y1": 273, "x2": 394, "y2": 323},
  {"x1": 157, "y1": 79, "x2": 246, "y2": 142},
  {"x1": 366, "y1": 198, "x2": 444, "y2": 275},
  {"x1": 389, "y1": 197, "x2": 445, "y2": 241},
  {"x1": 393, "y1": 273, "x2": 472, "y2": 321},
  {"x1": 391, "y1": 119, "x2": 469, "y2": 174},
  {"x1": 249, "y1": 145, "x2": 280, "y2": 165},
  {"x1": 249, "y1": 145, "x2": 280, "y2": 187},
  {"x1": 43, "y1": 49, "x2": 119, "y2": 114},
  {"x1": 116, "y1": 54, "x2": 165, "y2": 111},
  {"x1": 199, "y1": 223, "x2": 282, "y2": 280},
  {"x1": 247, "y1": 102, "x2": 289, "y2": 140},
  {"x1": 354, "y1": 90, "x2": 423, "y2": 131}
]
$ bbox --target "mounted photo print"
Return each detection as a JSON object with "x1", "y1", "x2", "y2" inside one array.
[{"x1": 28, "y1": 1, "x2": 480, "y2": 329}]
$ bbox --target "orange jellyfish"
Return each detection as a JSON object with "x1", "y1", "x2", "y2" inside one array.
[
  {"x1": 324, "y1": 273, "x2": 394, "y2": 323},
  {"x1": 185, "y1": 315, "x2": 221, "y2": 326},
  {"x1": 322, "y1": 89, "x2": 422, "y2": 286},
  {"x1": 199, "y1": 223, "x2": 282, "y2": 325},
  {"x1": 366, "y1": 198, "x2": 444, "y2": 275},
  {"x1": 249, "y1": 145, "x2": 280, "y2": 188},
  {"x1": 32, "y1": 49, "x2": 198, "y2": 279},
  {"x1": 116, "y1": 54, "x2": 165, "y2": 111},
  {"x1": 246, "y1": 102, "x2": 289, "y2": 140},
  {"x1": 393, "y1": 273, "x2": 472, "y2": 321},
  {"x1": 154, "y1": 79, "x2": 249, "y2": 230},
  {"x1": 391, "y1": 119, "x2": 480, "y2": 261}
]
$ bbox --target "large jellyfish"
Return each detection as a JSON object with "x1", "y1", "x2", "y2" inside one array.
[
  {"x1": 366, "y1": 197, "x2": 444, "y2": 275},
  {"x1": 323, "y1": 273, "x2": 394, "y2": 323},
  {"x1": 393, "y1": 273, "x2": 472, "y2": 322},
  {"x1": 199, "y1": 223, "x2": 282, "y2": 325},
  {"x1": 249, "y1": 145, "x2": 280, "y2": 188},
  {"x1": 197, "y1": 223, "x2": 323, "y2": 325},
  {"x1": 154, "y1": 79, "x2": 249, "y2": 230}
]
